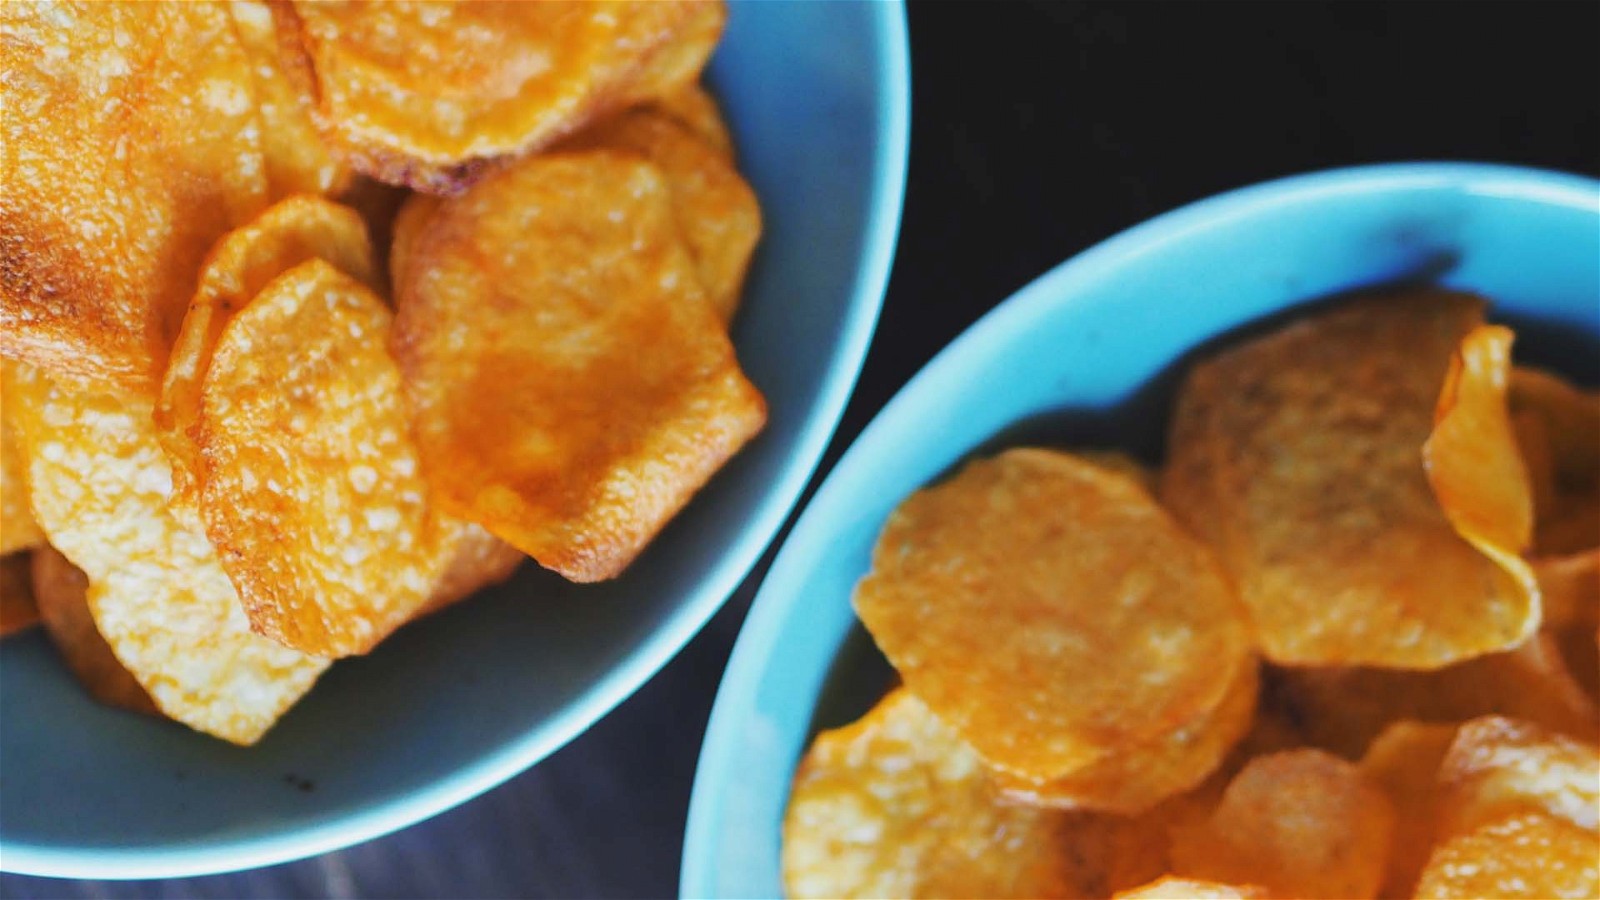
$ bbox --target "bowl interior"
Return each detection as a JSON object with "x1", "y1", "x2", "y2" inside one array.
[
  {"x1": 681, "y1": 163, "x2": 1600, "y2": 899},
  {"x1": 0, "y1": 1, "x2": 909, "y2": 879}
]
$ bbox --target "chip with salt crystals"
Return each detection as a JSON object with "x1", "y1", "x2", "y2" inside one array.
[
  {"x1": 1169, "y1": 748, "x2": 1395, "y2": 900},
  {"x1": 1435, "y1": 715, "x2": 1599, "y2": 836},
  {"x1": 1, "y1": 361, "x2": 44, "y2": 556},
  {"x1": 274, "y1": 0, "x2": 724, "y2": 194},
  {"x1": 1413, "y1": 810, "x2": 1599, "y2": 900},
  {"x1": 31, "y1": 545, "x2": 157, "y2": 716},
  {"x1": 783, "y1": 688, "x2": 1165, "y2": 900},
  {"x1": 195, "y1": 259, "x2": 444, "y2": 657},
  {"x1": 853, "y1": 448, "x2": 1251, "y2": 782},
  {"x1": 391, "y1": 152, "x2": 765, "y2": 582},
  {"x1": 1358, "y1": 720, "x2": 1459, "y2": 899},
  {"x1": 647, "y1": 82, "x2": 735, "y2": 158},
  {"x1": 0, "y1": 1, "x2": 267, "y2": 390},
  {"x1": 0, "y1": 553, "x2": 38, "y2": 637},
  {"x1": 6, "y1": 366, "x2": 326, "y2": 745},
  {"x1": 1114, "y1": 877, "x2": 1268, "y2": 899},
  {"x1": 1160, "y1": 289, "x2": 1536, "y2": 669}
]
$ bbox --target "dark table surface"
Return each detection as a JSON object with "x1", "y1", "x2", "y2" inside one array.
[{"x1": 5, "y1": 2, "x2": 1597, "y2": 898}]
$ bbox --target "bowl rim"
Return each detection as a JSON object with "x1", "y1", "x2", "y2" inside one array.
[
  {"x1": 679, "y1": 161, "x2": 1600, "y2": 898},
  {"x1": 0, "y1": 2, "x2": 911, "y2": 882}
]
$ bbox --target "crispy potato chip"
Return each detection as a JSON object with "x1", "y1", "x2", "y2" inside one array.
[
  {"x1": 567, "y1": 109, "x2": 761, "y2": 322},
  {"x1": 196, "y1": 259, "x2": 445, "y2": 657},
  {"x1": 1170, "y1": 749, "x2": 1395, "y2": 899},
  {"x1": 0, "y1": 552, "x2": 38, "y2": 637},
  {"x1": 854, "y1": 448, "x2": 1252, "y2": 782},
  {"x1": 1413, "y1": 810, "x2": 1599, "y2": 900},
  {"x1": 1436, "y1": 715, "x2": 1599, "y2": 836},
  {"x1": 392, "y1": 152, "x2": 766, "y2": 582},
  {"x1": 1115, "y1": 877, "x2": 1268, "y2": 899},
  {"x1": 1078, "y1": 450, "x2": 1158, "y2": 494},
  {"x1": 230, "y1": 0, "x2": 348, "y2": 198},
  {"x1": 995, "y1": 657, "x2": 1258, "y2": 815},
  {"x1": 417, "y1": 521, "x2": 525, "y2": 619},
  {"x1": 647, "y1": 82, "x2": 735, "y2": 157},
  {"x1": 6, "y1": 367, "x2": 326, "y2": 744},
  {"x1": 783, "y1": 688, "x2": 1164, "y2": 900},
  {"x1": 1359, "y1": 721, "x2": 1459, "y2": 899},
  {"x1": 0, "y1": 2, "x2": 268, "y2": 390},
  {"x1": 1513, "y1": 366, "x2": 1600, "y2": 554},
  {"x1": 275, "y1": 1, "x2": 724, "y2": 193},
  {"x1": 1, "y1": 362, "x2": 44, "y2": 555},
  {"x1": 1160, "y1": 290, "x2": 1535, "y2": 668},
  {"x1": 158, "y1": 196, "x2": 378, "y2": 520},
  {"x1": 31, "y1": 545, "x2": 157, "y2": 716},
  {"x1": 387, "y1": 194, "x2": 442, "y2": 291}
]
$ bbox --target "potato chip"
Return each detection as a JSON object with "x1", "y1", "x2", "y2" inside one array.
[
  {"x1": 417, "y1": 521, "x2": 525, "y2": 619},
  {"x1": 158, "y1": 196, "x2": 378, "y2": 519},
  {"x1": 1436, "y1": 715, "x2": 1599, "y2": 836},
  {"x1": 387, "y1": 194, "x2": 443, "y2": 290},
  {"x1": 1359, "y1": 721, "x2": 1459, "y2": 898},
  {"x1": 647, "y1": 82, "x2": 735, "y2": 157},
  {"x1": 1160, "y1": 290, "x2": 1535, "y2": 668},
  {"x1": 196, "y1": 259, "x2": 445, "y2": 657},
  {"x1": 1540, "y1": 550, "x2": 1600, "y2": 630},
  {"x1": 1169, "y1": 749, "x2": 1395, "y2": 899},
  {"x1": 1413, "y1": 810, "x2": 1599, "y2": 900},
  {"x1": 0, "y1": 552, "x2": 38, "y2": 637},
  {"x1": 1114, "y1": 877, "x2": 1268, "y2": 899},
  {"x1": 229, "y1": 0, "x2": 348, "y2": 198},
  {"x1": 1, "y1": 362, "x2": 44, "y2": 555},
  {"x1": 783, "y1": 688, "x2": 1164, "y2": 900},
  {"x1": 0, "y1": 1, "x2": 268, "y2": 390},
  {"x1": 31, "y1": 545, "x2": 157, "y2": 716},
  {"x1": 854, "y1": 448, "x2": 1252, "y2": 782},
  {"x1": 567, "y1": 109, "x2": 761, "y2": 322},
  {"x1": 6, "y1": 366, "x2": 326, "y2": 744},
  {"x1": 994, "y1": 657, "x2": 1258, "y2": 815},
  {"x1": 1512, "y1": 366, "x2": 1600, "y2": 554},
  {"x1": 275, "y1": 1, "x2": 724, "y2": 193},
  {"x1": 392, "y1": 152, "x2": 766, "y2": 582}
]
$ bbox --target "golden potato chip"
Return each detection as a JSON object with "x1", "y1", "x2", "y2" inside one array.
[
  {"x1": 854, "y1": 448, "x2": 1252, "y2": 782},
  {"x1": 1169, "y1": 749, "x2": 1395, "y2": 899},
  {"x1": 1512, "y1": 366, "x2": 1600, "y2": 554},
  {"x1": 31, "y1": 545, "x2": 158, "y2": 716},
  {"x1": 1436, "y1": 715, "x2": 1599, "y2": 836},
  {"x1": 567, "y1": 109, "x2": 761, "y2": 322},
  {"x1": 387, "y1": 194, "x2": 443, "y2": 290},
  {"x1": 275, "y1": 1, "x2": 724, "y2": 193},
  {"x1": 0, "y1": 2, "x2": 268, "y2": 390},
  {"x1": 1160, "y1": 289, "x2": 1535, "y2": 668},
  {"x1": 1359, "y1": 721, "x2": 1459, "y2": 899},
  {"x1": 229, "y1": 0, "x2": 348, "y2": 198},
  {"x1": 1413, "y1": 810, "x2": 1599, "y2": 900},
  {"x1": 0, "y1": 552, "x2": 38, "y2": 637},
  {"x1": 647, "y1": 82, "x2": 735, "y2": 157},
  {"x1": 392, "y1": 152, "x2": 766, "y2": 582},
  {"x1": 6, "y1": 367, "x2": 326, "y2": 744},
  {"x1": 994, "y1": 657, "x2": 1258, "y2": 815},
  {"x1": 1114, "y1": 877, "x2": 1268, "y2": 899},
  {"x1": 1078, "y1": 450, "x2": 1158, "y2": 494},
  {"x1": 196, "y1": 259, "x2": 445, "y2": 657},
  {"x1": 783, "y1": 688, "x2": 1164, "y2": 900},
  {"x1": 1, "y1": 362, "x2": 44, "y2": 555},
  {"x1": 158, "y1": 196, "x2": 378, "y2": 519},
  {"x1": 416, "y1": 522, "x2": 525, "y2": 619}
]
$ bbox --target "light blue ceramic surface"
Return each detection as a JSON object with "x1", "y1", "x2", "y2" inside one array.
[
  {"x1": 0, "y1": 1, "x2": 909, "y2": 880},
  {"x1": 681, "y1": 163, "x2": 1600, "y2": 899}
]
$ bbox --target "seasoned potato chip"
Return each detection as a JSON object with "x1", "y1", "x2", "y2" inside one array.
[
  {"x1": 417, "y1": 522, "x2": 525, "y2": 619},
  {"x1": 854, "y1": 449, "x2": 1251, "y2": 782},
  {"x1": 196, "y1": 259, "x2": 444, "y2": 657},
  {"x1": 647, "y1": 82, "x2": 735, "y2": 157},
  {"x1": 567, "y1": 109, "x2": 761, "y2": 322},
  {"x1": 783, "y1": 688, "x2": 1164, "y2": 900},
  {"x1": 1414, "y1": 810, "x2": 1599, "y2": 900},
  {"x1": 392, "y1": 152, "x2": 766, "y2": 582},
  {"x1": 7, "y1": 367, "x2": 325, "y2": 744},
  {"x1": 1359, "y1": 721, "x2": 1459, "y2": 898},
  {"x1": 31, "y1": 545, "x2": 157, "y2": 716},
  {"x1": 1, "y1": 362, "x2": 44, "y2": 555},
  {"x1": 1161, "y1": 290, "x2": 1535, "y2": 668},
  {"x1": 1170, "y1": 749, "x2": 1395, "y2": 899},
  {"x1": 0, "y1": 2, "x2": 268, "y2": 390},
  {"x1": 1436, "y1": 715, "x2": 1599, "y2": 836},
  {"x1": 230, "y1": 0, "x2": 348, "y2": 198},
  {"x1": 995, "y1": 658, "x2": 1258, "y2": 815},
  {"x1": 158, "y1": 196, "x2": 378, "y2": 518},
  {"x1": 275, "y1": 1, "x2": 723, "y2": 193},
  {"x1": 0, "y1": 552, "x2": 38, "y2": 637},
  {"x1": 1114, "y1": 877, "x2": 1268, "y2": 899}
]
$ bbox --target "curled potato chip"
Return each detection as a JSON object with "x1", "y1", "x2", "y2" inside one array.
[
  {"x1": 1413, "y1": 810, "x2": 1599, "y2": 900},
  {"x1": 0, "y1": 552, "x2": 38, "y2": 637},
  {"x1": 7, "y1": 367, "x2": 326, "y2": 744},
  {"x1": 783, "y1": 688, "x2": 1164, "y2": 900},
  {"x1": 1161, "y1": 290, "x2": 1535, "y2": 668},
  {"x1": 1115, "y1": 877, "x2": 1268, "y2": 899},
  {"x1": 196, "y1": 259, "x2": 444, "y2": 657},
  {"x1": 0, "y1": 2, "x2": 267, "y2": 390},
  {"x1": 158, "y1": 196, "x2": 378, "y2": 518},
  {"x1": 1359, "y1": 721, "x2": 1459, "y2": 899},
  {"x1": 275, "y1": 1, "x2": 723, "y2": 193},
  {"x1": 1436, "y1": 715, "x2": 1599, "y2": 836},
  {"x1": 392, "y1": 152, "x2": 766, "y2": 582},
  {"x1": 2, "y1": 362, "x2": 44, "y2": 555},
  {"x1": 647, "y1": 82, "x2": 735, "y2": 157},
  {"x1": 1170, "y1": 748, "x2": 1395, "y2": 900},
  {"x1": 230, "y1": 0, "x2": 348, "y2": 198},
  {"x1": 31, "y1": 545, "x2": 158, "y2": 716},
  {"x1": 854, "y1": 449, "x2": 1252, "y2": 783},
  {"x1": 567, "y1": 109, "x2": 761, "y2": 322}
]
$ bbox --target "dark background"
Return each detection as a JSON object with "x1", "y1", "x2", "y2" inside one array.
[{"x1": 5, "y1": 2, "x2": 1597, "y2": 897}]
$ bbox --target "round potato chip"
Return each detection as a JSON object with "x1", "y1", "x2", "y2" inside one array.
[
  {"x1": 783, "y1": 688, "x2": 1164, "y2": 900},
  {"x1": 31, "y1": 545, "x2": 158, "y2": 716},
  {"x1": 391, "y1": 151, "x2": 766, "y2": 582},
  {"x1": 275, "y1": 1, "x2": 724, "y2": 193},
  {"x1": 854, "y1": 448, "x2": 1251, "y2": 782},
  {"x1": 197, "y1": 259, "x2": 444, "y2": 657},
  {"x1": 0, "y1": 552, "x2": 38, "y2": 638},
  {"x1": 1, "y1": 1, "x2": 268, "y2": 390},
  {"x1": 1114, "y1": 877, "x2": 1268, "y2": 899},
  {"x1": 647, "y1": 81, "x2": 735, "y2": 158},
  {"x1": 158, "y1": 196, "x2": 378, "y2": 521},
  {"x1": 1358, "y1": 721, "x2": 1459, "y2": 899},
  {"x1": 1413, "y1": 810, "x2": 1599, "y2": 900},
  {"x1": 1, "y1": 361, "x2": 44, "y2": 555}
]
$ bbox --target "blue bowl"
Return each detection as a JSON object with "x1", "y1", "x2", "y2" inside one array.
[
  {"x1": 681, "y1": 163, "x2": 1600, "y2": 899},
  {"x1": 0, "y1": 1, "x2": 909, "y2": 879}
]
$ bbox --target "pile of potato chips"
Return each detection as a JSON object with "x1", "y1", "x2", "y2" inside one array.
[
  {"x1": 0, "y1": 1, "x2": 763, "y2": 745},
  {"x1": 784, "y1": 289, "x2": 1599, "y2": 899}
]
